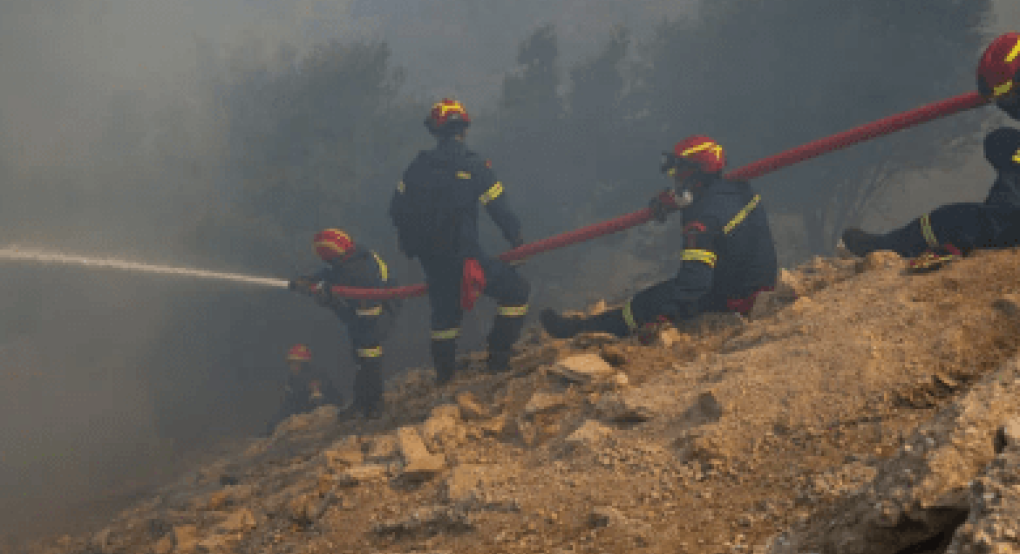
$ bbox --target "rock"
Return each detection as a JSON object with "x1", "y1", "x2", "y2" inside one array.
[
  {"x1": 366, "y1": 433, "x2": 401, "y2": 462},
  {"x1": 775, "y1": 268, "x2": 803, "y2": 298},
  {"x1": 172, "y1": 525, "x2": 199, "y2": 554},
  {"x1": 595, "y1": 392, "x2": 655, "y2": 423},
  {"x1": 324, "y1": 437, "x2": 364, "y2": 469},
  {"x1": 789, "y1": 296, "x2": 816, "y2": 315},
  {"x1": 372, "y1": 505, "x2": 473, "y2": 537},
  {"x1": 444, "y1": 464, "x2": 497, "y2": 503},
  {"x1": 564, "y1": 420, "x2": 613, "y2": 447},
  {"x1": 477, "y1": 414, "x2": 508, "y2": 437},
  {"x1": 89, "y1": 528, "x2": 112, "y2": 554},
  {"x1": 335, "y1": 464, "x2": 389, "y2": 487},
  {"x1": 397, "y1": 426, "x2": 446, "y2": 480},
  {"x1": 588, "y1": 505, "x2": 651, "y2": 540},
  {"x1": 858, "y1": 250, "x2": 904, "y2": 272},
  {"x1": 422, "y1": 404, "x2": 465, "y2": 452},
  {"x1": 455, "y1": 392, "x2": 491, "y2": 420},
  {"x1": 682, "y1": 391, "x2": 723, "y2": 425},
  {"x1": 524, "y1": 391, "x2": 568, "y2": 417},
  {"x1": 549, "y1": 353, "x2": 616, "y2": 383},
  {"x1": 996, "y1": 417, "x2": 1020, "y2": 454},
  {"x1": 599, "y1": 344, "x2": 628, "y2": 367},
  {"x1": 214, "y1": 508, "x2": 256, "y2": 534},
  {"x1": 153, "y1": 533, "x2": 175, "y2": 554}
]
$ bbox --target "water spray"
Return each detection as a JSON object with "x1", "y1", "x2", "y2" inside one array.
[{"x1": 0, "y1": 245, "x2": 289, "y2": 289}]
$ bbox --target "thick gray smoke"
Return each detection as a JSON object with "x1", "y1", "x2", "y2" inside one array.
[{"x1": 0, "y1": 0, "x2": 1014, "y2": 544}]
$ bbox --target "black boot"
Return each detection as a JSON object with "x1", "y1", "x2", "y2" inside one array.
[
  {"x1": 539, "y1": 308, "x2": 589, "y2": 339},
  {"x1": 840, "y1": 228, "x2": 882, "y2": 257},
  {"x1": 431, "y1": 339, "x2": 457, "y2": 385},
  {"x1": 486, "y1": 350, "x2": 513, "y2": 374},
  {"x1": 353, "y1": 358, "x2": 384, "y2": 419}
]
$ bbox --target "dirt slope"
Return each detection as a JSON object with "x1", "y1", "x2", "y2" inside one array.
[{"x1": 11, "y1": 248, "x2": 1020, "y2": 554}]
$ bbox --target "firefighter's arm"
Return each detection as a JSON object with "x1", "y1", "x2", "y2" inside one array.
[
  {"x1": 477, "y1": 162, "x2": 523, "y2": 247},
  {"x1": 669, "y1": 216, "x2": 721, "y2": 304}
]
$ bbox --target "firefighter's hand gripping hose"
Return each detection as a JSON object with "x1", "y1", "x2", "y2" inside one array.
[{"x1": 306, "y1": 92, "x2": 987, "y2": 301}]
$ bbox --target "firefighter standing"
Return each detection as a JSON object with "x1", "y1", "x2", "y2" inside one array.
[
  {"x1": 265, "y1": 344, "x2": 344, "y2": 434},
  {"x1": 840, "y1": 127, "x2": 1020, "y2": 267},
  {"x1": 540, "y1": 136, "x2": 778, "y2": 340},
  {"x1": 389, "y1": 98, "x2": 529, "y2": 384},
  {"x1": 978, "y1": 32, "x2": 1020, "y2": 122},
  {"x1": 289, "y1": 229, "x2": 399, "y2": 418}
]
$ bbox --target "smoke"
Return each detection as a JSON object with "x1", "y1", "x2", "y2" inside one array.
[{"x1": 0, "y1": 0, "x2": 1013, "y2": 544}]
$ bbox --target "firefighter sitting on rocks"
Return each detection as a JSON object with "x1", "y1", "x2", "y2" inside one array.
[
  {"x1": 840, "y1": 127, "x2": 1020, "y2": 271},
  {"x1": 289, "y1": 229, "x2": 400, "y2": 418},
  {"x1": 265, "y1": 344, "x2": 343, "y2": 434},
  {"x1": 978, "y1": 31, "x2": 1020, "y2": 122},
  {"x1": 540, "y1": 135, "x2": 778, "y2": 341},
  {"x1": 389, "y1": 98, "x2": 530, "y2": 384}
]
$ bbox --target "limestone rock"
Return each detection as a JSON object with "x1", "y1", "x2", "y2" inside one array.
[
  {"x1": 171, "y1": 525, "x2": 199, "y2": 554},
  {"x1": 422, "y1": 404, "x2": 465, "y2": 452},
  {"x1": 524, "y1": 391, "x2": 568, "y2": 417},
  {"x1": 998, "y1": 417, "x2": 1020, "y2": 453},
  {"x1": 214, "y1": 508, "x2": 256, "y2": 534},
  {"x1": 455, "y1": 391, "x2": 491, "y2": 420},
  {"x1": 324, "y1": 445, "x2": 364, "y2": 469},
  {"x1": 858, "y1": 250, "x2": 904, "y2": 273},
  {"x1": 564, "y1": 420, "x2": 613, "y2": 447},
  {"x1": 397, "y1": 426, "x2": 446, "y2": 480},
  {"x1": 444, "y1": 464, "x2": 498, "y2": 503},
  {"x1": 549, "y1": 353, "x2": 616, "y2": 383},
  {"x1": 335, "y1": 464, "x2": 389, "y2": 487},
  {"x1": 366, "y1": 433, "x2": 400, "y2": 462}
]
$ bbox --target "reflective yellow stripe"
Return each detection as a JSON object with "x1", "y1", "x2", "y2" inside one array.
[
  {"x1": 356, "y1": 305, "x2": 383, "y2": 317},
  {"x1": 356, "y1": 346, "x2": 383, "y2": 358},
  {"x1": 1013, "y1": 147, "x2": 1020, "y2": 165},
  {"x1": 995, "y1": 80, "x2": 1014, "y2": 98},
  {"x1": 681, "y1": 141, "x2": 723, "y2": 161},
  {"x1": 920, "y1": 214, "x2": 939, "y2": 248},
  {"x1": 681, "y1": 249, "x2": 718, "y2": 268},
  {"x1": 372, "y1": 252, "x2": 389, "y2": 283},
  {"x1": 723, "y1": 194, "x2": 760, "y2": 234},
  {"x1": 397, "y1": 181, "x2": 406, "y2": 193},
  {"x1": 456, "y1": 171, "x2": 472, "y2": 179},
  {"x1": 496, "y1": 304, "x2": 528, "y2": 317},
  {"x1": 479, "y1": 182, "x2": 504, "y2": 204},
  {"x1": 1007, "y1": 37, "x2": 1020, "y2": 63},
  {"x1": 431, "y1": 328, "x2": 460, "y2": 340},
  {"x1": 622, "y1": 300, "x2": 638, "y2": 331}
]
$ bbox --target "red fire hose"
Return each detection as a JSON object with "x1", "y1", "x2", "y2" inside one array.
[{"x1": 321, "y1": 91, "x2": 988, "y2": 300}]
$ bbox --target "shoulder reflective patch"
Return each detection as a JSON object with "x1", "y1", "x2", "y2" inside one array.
[
  {"x1": 397, "y1": 181, "x2": 406, "y2": 193},
  {"x1": 372, "y1": 251, "x2": 389, "y2": 283},
  {"x1": 480, "y1": 182, "x2": 504, "y2": 204},
  {"x1": 723, "y1": 194, "x2": 761, "y2": 234},
  {"x1": 1013, "y1": 147, "x2": 1020, "y2": 165},
  {"x1": 681, "y1": 249, "x2": 718, "y2": 268},
  {"x1": 456, "y1": 171, "x2": 472, "y2": 179}
]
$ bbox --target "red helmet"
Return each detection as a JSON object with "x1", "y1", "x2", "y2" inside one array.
[
  {"x1": 287, "y1": 344, "x2": 312, "y2": 362},
  {"x1": 313, "y1": 228, "x2": 355, "y2": 262},
  {"x1": 424, "y1": 98, "x2": 471, "y2": 135},
  {"x1": 978, "y1": 32, "x2": 1020, "y2": 100},
  {"x1": 662, "y1": 135, "x2": 726, "y2": 176}
]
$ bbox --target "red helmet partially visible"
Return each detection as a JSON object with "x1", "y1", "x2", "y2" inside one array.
[
  {"x1": 287, "y1": 344, "x2": 312, "y2": 362},
  {"x1": 978, "y1": 32, "x2": 1020, "y2": 122},
  {"x1": 313, "y1": 228, "x2": 355, "y2": 262},
  {"x1": 662, "y1": 135, "x2": 726, "y2": 176},
  {"x1": 424, "y1": 98, "x2": 471, "y2": 136}
]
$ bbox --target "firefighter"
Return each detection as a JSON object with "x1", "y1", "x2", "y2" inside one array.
[
  {"x1": 288, "y1": 229, "x2": 400, "y2": 418},
  {"x1": 265, "y1": 344, "x2": 344, "y2": 434},
  {"x1": 840, "y1": 127, "x2": 1020, "y2": 269},
  {"x1": 978, "y1": 32, "x2": 1020, "y2": 121},
  {"x1": 389, "y1": 98, "x2": 529, "y2": 384},
  {"x1": 540, "y1": 136, "x2": 778, "y2": 341}
]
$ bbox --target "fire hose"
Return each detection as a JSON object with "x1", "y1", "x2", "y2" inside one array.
[{"x1": 312, "y1": 91, "x2": 988, "y2": 301}]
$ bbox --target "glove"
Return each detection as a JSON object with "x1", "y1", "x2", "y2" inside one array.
[
  {"x1": 313, "y1": 281, "x2": 332, "y2": 307},
  {"x1": 649, "y1": 188, "x2": 692, "y2": 223}
]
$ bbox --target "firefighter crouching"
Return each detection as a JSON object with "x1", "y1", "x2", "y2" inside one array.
[
  {"x1": 840, "y1": 128, "x2": 1020, "y2": 270},
  {"x1": 540, "y1": 135, "x2": 778, "y2": 341},
  {"x1": 289, "y1": 229, "x2": 400, "y2": 418},
  {"x1": 265, "y1": 344, "x2": 344, "y2": 434},
  {"x1": 389, "y1": 98, "x2": 529, "y2": 385}
]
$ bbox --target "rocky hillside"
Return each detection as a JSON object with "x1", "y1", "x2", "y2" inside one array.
[{"x1": 11, "y1": 249, "x2": 1020, "y2": 554}]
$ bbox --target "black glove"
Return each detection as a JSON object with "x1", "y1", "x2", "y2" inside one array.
[{"x1": 314, "y1": 281, "x2": 332, "y2": 306}]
